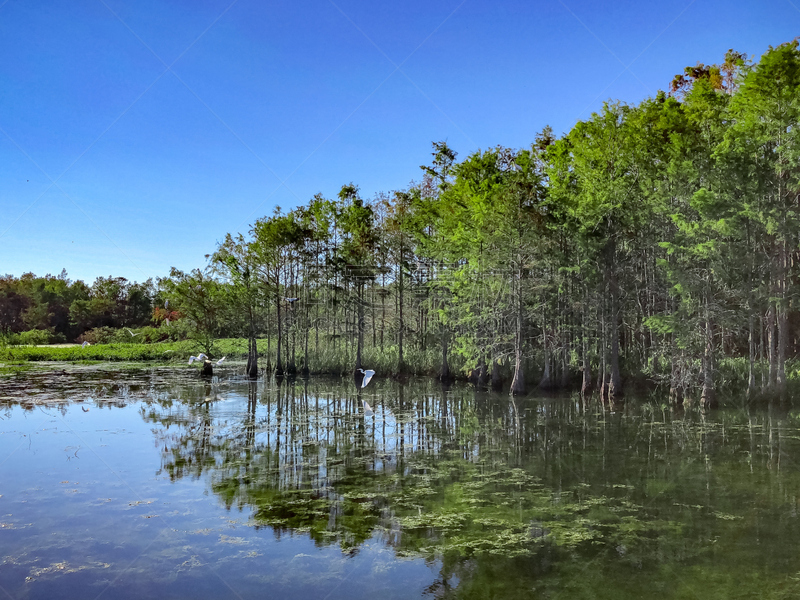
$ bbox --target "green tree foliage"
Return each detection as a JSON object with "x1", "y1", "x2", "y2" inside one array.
[
  {"x1": 0, "y1": 270, "x2": 153, "y2": 342},
  {"x1": 159, "y1": 267, "x2": 227, "y2": 356}
]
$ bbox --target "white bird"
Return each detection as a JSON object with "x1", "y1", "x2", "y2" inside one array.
[
  {"x1": 126, "y1": 328, "x2": 140, "y2": 337},
  {"x1": 357, "y1": 368, "x2": 375, "y2": 388},
  {"x1": 81, "y1": 341, "x2": 90, "y2": 348},
  {"x1": 165, "y1": 318, "x2": 170, "y2": 326},
  {"x1": 215, "y1": 356, "x2": 226, "y2": 366},
  {"x1": 285, "y1": 297, "x2": 298, "y2": 303},
  {"x1": 164, "y1": 299, "x2": 169, "y2": 309},
  {"x1": 362, "y1": 399, "x2": 374, "y2": 417},
  {"x1": 188, "y1": 353, "x2": 208, "y2": 365}
]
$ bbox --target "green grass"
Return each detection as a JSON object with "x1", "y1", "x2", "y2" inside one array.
[
  {"x1": 0, "y1": 337, "x2": 468, "y2": 377},
  {"x1": 0, "y1": 338, "x2": 248, "y2": 363}
]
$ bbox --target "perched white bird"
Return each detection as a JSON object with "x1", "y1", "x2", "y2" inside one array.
[
  {"x1": 215, "y1": 356, "x2": 226, "y2": 366},
  {"x1": 357, "y1": 368, "x2": 375, "y2": 388},
  {"x1": 81, "y1": 341, "x2": 90, "y2": 348},
  {"x1": 126, "y1": 328, "x2": 140, "y2": 337},
  {"x1": 164, "y1": 299, "x2": 169, "y2": 309},
  {"x1": 362, "y1": 399, "x2": 374, "y2": 417},
  {"x1": 165, "y1": 318, "x2": 170, "y2": 326}
]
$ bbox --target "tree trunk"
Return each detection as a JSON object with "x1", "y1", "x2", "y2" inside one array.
[
  {"x1": 266, "y1": 308, "x2": 272, "y2": 373},
  {"x1": 538, "y1": 303, "x2": 551, "y2": 390},
  {"x1": 599, "y1": 298, "x2": 608, "y2": 399},
  {"x1": 356, "y1": 284, "x2": 364, "y2": 371},
  {"x1": 477, "y1": 354, "x2": 487, "y2": 386},
  {"x1": 510, "y1": 268, "x2": 526, "y2": 395},
  {"x1": 275, "y1": 283, "x2": 284, "y2": 376},
  {"x1": 767, "y1": 304, "x2": 776, "y2": 389},
  {"x1": 380, "y1": 287, "x2": 385, "y2": 351},
  {"x1": 760, "y1": 313, "x2": 766, "y2": 392},
  {"x1": 538, "y1": 332, "x2": 552, "y2": 390},
  {"x1": 560, "y1": 339, "x2": 570, "y2": 389},
  {"x1": 700, "y1": 312, "x2": 716, "y2": 409},
  {"x1": 669, "y1": 347, "x2": 681, "y2": 406},
  {"x1": 439, "y1": 326, "x2": 451, "y2": 382},
  {"x1": 302, "y1": 300, "x2": 310, "y2": 377},
  {"x1": 748, "y1": 312, "x2": 756, "y2": 396},
  {"x1": 777, "y1": 243, "x2": 787, "y2": 392},
  {"x1": 398, "y1": 259, "x2": 405, "y2": 373},
  {"x1": 608, "y1": 259, "x2": 623, "y2": 399},
  {"x1": 245, "y1": 303, "x2": 258, "y2": 379},
  {"x1": 371, "y1": 287, "x2": 376, "y2": 349},
  {"x1": 246, "y1": 335, "x2": 258, "y2": 379},
  {"x1": 581, "y1": 312, "x2": 591, "y2": 395},
  {"x1": 491, "y1": 359, "x2": 502, "y2": 391}
]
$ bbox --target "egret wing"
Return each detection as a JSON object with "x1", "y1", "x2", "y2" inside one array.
[{"x1": 361, "y1": 369, "x2": 375, "y2": 388}]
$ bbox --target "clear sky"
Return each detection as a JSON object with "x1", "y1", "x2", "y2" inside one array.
[{"x1": 1, "y1": 0, "x2": 797, "y2": 285}]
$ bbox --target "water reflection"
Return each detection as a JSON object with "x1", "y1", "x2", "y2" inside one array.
[
  {"x1": 137, "y1": 375, "x2": 800, "y2": 597},
  {"x1": 4, "y1": 367, "x2": 800, "y2": 598}
]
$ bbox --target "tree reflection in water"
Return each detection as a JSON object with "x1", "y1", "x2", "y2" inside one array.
[{"x1": 139, "y1": 378, "x2": 800, "y2": 598}]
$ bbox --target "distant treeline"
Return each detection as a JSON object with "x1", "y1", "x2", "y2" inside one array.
[
  {"x1": 0, "y1": 271, "x2": 159, "y2": 343},
  {"x1": 6, "y1": 41, "x2": 800, "y2": 405}
]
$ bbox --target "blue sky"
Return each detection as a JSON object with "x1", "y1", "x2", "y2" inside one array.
[{"x1": 1, "y1": 0, "x2": 798, "y2": 284}]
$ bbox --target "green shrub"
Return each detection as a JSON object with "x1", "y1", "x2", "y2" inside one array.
[
  {"x1": 78, "y1": 327, "x2": 117, "y2": 344},
  {"x1": 17, "y1": 329, "x2": 66, "y2": 345}
]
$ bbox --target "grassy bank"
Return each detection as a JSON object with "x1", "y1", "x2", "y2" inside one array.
[
  {"x1": 0, "y1": 339, "x2": 248, "y2": 363},
  {"x1": 0, "y1": 338, "x2": 453, "y2": 377}
]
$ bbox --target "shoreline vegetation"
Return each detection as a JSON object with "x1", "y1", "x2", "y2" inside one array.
[
  {"x1": 5, "y1": 41, "x2": 800, "y2": 406},
  {"x1": 3, "y1": 337, "x2": 800, "y2": 402}
]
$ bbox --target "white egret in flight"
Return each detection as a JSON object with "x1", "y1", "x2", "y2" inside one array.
[
  {"x1": 357, "y1": 368, "x2": 375, "y2": 388},
  {"x1": 126, "y1": 329, "x2": 140, "y2": 337},
  {"x1": 215, "y1": 357, "x2": 226, "y2": 366},
  {"x1": 188, "y1": 353, "x2": 208, "y2": 365},
  {"x1": 81, "y1": 341, "x2": 90, "y2": 348}
]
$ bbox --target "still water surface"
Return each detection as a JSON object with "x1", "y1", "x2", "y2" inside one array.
[{"x1": 2, "y1": 365, "x2": 800, "y2": 599}]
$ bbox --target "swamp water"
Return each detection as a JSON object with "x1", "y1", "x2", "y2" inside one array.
[{"x1": 2, "y1": 366, "x2": 800, "y2": 599}]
